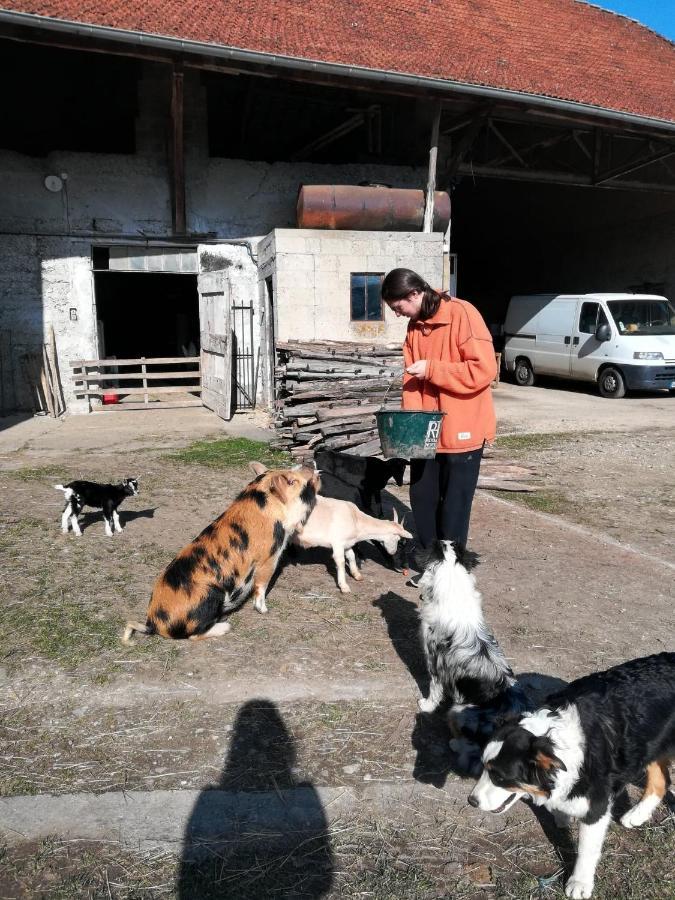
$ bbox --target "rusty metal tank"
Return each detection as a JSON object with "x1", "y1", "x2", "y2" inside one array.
[{"x1": 296, "y1": 184, "x2": 451, "y2": 232}]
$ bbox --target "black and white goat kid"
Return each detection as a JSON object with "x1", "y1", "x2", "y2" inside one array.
[
  {"x1": 468, "y1": 653, "x2": 675, "y2": 899},
  {"x1": 55, "y1": 478, "x2": 139, "y2": 536},
  {"x1": 417, "y1": 540, "x2": 528, "y2": 772}
]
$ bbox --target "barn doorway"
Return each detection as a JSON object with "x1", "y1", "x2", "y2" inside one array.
[
  {"x1": 94, "y1": 271, "x2": 199, "y2": 360},
  {"x1": 88, "y1": 246, "x2": 202, "y2": 409}
]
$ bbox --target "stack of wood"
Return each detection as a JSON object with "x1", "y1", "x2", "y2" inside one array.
[{"x1": 272, "y1": 340, "x2": 404, "y2": 459}]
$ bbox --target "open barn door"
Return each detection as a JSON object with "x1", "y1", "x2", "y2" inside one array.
[{"x1": 198, "y1": 246, "x2": 234, "y2": 421}]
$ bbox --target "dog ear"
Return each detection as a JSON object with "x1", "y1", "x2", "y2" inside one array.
[
  {"x1": 454, "y1": 543, "x2": 480, "y2": 571},
  {"x1": 249, "y1": 461, "x2": 268, "y2": 476},
  {"x1": 531, "y1": 736, "x2": 567, "y2": 772}
]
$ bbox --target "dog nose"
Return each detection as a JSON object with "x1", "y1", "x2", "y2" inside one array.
[{"x1": 467, "y1": 794, "x2": 479, "y2": 808}]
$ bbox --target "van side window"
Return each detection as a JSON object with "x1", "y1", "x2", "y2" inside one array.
[{"x1": 579, "y1": 302, "x2": 599, "y2": 333}]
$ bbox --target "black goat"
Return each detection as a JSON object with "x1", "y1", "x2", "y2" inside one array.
[{"x1": 55, "y1": 478, "x2": 139, "y2": 536}]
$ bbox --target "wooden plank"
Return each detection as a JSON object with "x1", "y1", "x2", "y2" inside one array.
[
  {"x1": 47, "y1": 325, "x2": 66, "y2": 415},
  {"x1": 93, "y1": 399, "x2": 203, "y2": 412},
  {"x1": 423, "y1": 100, "x2": 442, "y2": 233},
  {"x1": 342, "y1": 438, "x2": 383, "y2": 457},
  {"x1": 170, "y1": 64, "x2": 186, "y2": 234},
  {"x1": 70, "y1": 356, "x2": 200, "y2": 367},
  {"x1": 200, "y1": 332, "x2": 229, "y2": 355},
  {"x1": 73, "y1": 371, "x2": 200, "y2": 383},
  {"x1": 75, "y1": 386, "x2": 202, "y2": 396},
  {"x1": 315, "y1": 403, "x2": 380, "y2": 422}
]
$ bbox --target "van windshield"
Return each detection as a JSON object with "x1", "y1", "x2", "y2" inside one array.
[{"x1": 607, "y1": 299, "x2": 675, "y2": 336}]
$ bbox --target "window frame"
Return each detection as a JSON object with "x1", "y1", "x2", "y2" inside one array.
[{"x1": 350, "y1": 272, "x2": 384, "y2": 322}]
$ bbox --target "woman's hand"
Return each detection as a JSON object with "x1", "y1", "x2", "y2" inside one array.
[{"x1": 405, "y1": 360, "x2": 428, "y2": 379}]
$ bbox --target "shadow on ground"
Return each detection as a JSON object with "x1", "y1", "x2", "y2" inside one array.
[{"x1": 177, "y1": 699, "x2": 334, "y2": 899}]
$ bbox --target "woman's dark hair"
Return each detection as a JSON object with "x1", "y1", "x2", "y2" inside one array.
[{"x1": 381, "y1": 267, "x2": 445, "y2": 320}]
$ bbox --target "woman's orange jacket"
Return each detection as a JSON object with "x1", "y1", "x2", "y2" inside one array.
[{"x1": 402, "y1": 295, "x2": 497, "y2": 453}]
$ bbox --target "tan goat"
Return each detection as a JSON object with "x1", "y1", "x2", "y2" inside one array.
[
  {"x1": 250, "y1": 462, "x2": 412, "y2": 592},
  {"x1": 294, "y1": 495, "x2": 412, "y2": 592}
]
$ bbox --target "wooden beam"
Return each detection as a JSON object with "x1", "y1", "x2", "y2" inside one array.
[
  {"x1": 594, "y1": 148, "x2": 675, "y2": 185},
  {"x1": 423, "y1": 100, "x2": 442, "y2": 233},
  {"x1": 170, "y1": 63, "x2": 186, "y2": 234}
]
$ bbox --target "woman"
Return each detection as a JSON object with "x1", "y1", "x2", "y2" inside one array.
[{"x1": 382, "y1": 268, "x2": 497, "y2": 580}]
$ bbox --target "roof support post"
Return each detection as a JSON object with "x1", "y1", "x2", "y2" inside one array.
[
  {"x1": 423, "y1": 100, "x2": 442, "y2": 233},
  {"x1": 169, "y1": 61, "x2": 186, "y2": 235}
]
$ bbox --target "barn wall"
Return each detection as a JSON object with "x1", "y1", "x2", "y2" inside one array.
[{"x1": 0, "y1": 64, "x2": 428, "y2": 413}]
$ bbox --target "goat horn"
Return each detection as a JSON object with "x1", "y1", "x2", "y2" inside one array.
[{"x1": 392, "y1": 508, "x2": 398, "y2": 523}]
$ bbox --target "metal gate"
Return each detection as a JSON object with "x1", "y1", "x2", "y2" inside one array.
[{"x1": 232, "y1": 301, "x2": 258, "y2": 410}]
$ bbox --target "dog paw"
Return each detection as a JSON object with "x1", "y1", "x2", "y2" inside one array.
[
  {"x1": 339, "y1": 585, "x2": 351, "y2": 594},
  {"x1": 565, "y1": 876, "x2": 594, "y2": 898},
  {"x1": 352, "y1": 572, "x2": 363, "y2": 581},
  {"x1": 418, "y1": 697, "x2": 437, "y2": 713},
  {"x1": 620, "y1": 806, "x2": 649, "y2": 829}
]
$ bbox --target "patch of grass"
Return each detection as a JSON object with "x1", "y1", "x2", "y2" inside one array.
[
  {"x1": 2, "y1": 464, "x2": 65, "y2": 482},
  {"x1": 494, "y1": 432, "x2": 580, "y2": 452},
  {"x1": 0, "y1": 597, "x2": 121, "y2": 671},
  {"x1": 317, "y1": 702, "x2": 344, "y2": 725},
  {"x1": 344, "y1": 861, "x2": 435, "y2": 899},
  {"x1": 497, "y1": 489, "x2": 575, "y2": 516},
  {"x1": 0, "y1": 777, "x2": 39, "y2": 798},
  {"x1": 167, "y1": 437, "x2": 290, "y2": 470}
]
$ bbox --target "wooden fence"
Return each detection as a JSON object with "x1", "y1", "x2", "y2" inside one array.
[{"x1": 70, "y1": 356, "x2": 201, "y2": 411}]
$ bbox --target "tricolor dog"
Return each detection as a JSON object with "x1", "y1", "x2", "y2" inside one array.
[
  {"x1": 468, "y1": 653, "x2": 675, "y2": 898},
  {"x1": 417, "y1": 540, "x2": 529, "y2": 772},
  {"x1": 123, "y1": 464, "x2": 319, "y2": 642},
  {"x1": 55, "y1": 478, "x2": 139, "y2": 536}
]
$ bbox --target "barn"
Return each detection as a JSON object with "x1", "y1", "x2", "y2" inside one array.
[{"x1": 0, "y1": 0, "x2": 673, "y2": 418}]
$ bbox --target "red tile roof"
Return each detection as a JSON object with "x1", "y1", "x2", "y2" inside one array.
[{"x1": 3, "y1": 0, "x2": 675, "y2": 123}]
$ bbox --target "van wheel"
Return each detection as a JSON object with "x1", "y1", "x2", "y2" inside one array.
[
  {"x1": 598, "y1": 367, "x2": 626, "y2": 399},
  {"x1": 514, "y1": 358, "x2": 535, "y2": 387}
]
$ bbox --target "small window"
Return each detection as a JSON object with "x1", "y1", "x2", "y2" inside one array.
[
  {"x1": 578, "y1": 302, "x2": 599, "y2": 334},
  {"x1": 351, "y1": 273, "x2": 383, "y2": 321}
]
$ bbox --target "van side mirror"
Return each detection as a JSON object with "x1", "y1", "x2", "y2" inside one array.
[{"x1": 595, "y1": 323, "x2": 611, "y2": 342}]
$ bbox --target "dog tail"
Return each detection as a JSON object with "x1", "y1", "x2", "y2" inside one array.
[{"x1": 122, "y1": 620, "x2": 154, "y2": 645}]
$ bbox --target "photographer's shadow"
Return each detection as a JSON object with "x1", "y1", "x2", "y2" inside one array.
[{"x1": 178, "y1": 699, "x2": 333, "y2": 899}]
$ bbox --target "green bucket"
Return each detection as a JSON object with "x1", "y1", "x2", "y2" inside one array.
[{"x1": 376, "y1": 409, "x2": 445, "y2": 459}]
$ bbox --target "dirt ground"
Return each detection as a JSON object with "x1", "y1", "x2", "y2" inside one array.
[{"x1": 0, "y1": 399, "x2": 674, "y2": 899}]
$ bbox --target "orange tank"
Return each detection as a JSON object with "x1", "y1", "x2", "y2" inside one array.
[{"x1": 297, "y1": 185, "x2": 451, "y2": 232}]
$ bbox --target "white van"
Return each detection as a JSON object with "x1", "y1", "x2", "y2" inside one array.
[{"x1": 503, "y1": 293, "x2": 675, "y2": 398}]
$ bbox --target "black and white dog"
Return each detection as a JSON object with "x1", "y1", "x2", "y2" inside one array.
[
  {"x1": 55, "y1": 478, "x2": 139, "y2": 536},
  {"x1": 417, "y1": 540, "x2": 529, "y2": 770},
  {"x1": 468, "y1": 653, "x2": 675, "y2": 899}
]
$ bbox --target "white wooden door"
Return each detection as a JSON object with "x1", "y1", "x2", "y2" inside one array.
[{"x1": 198, "y1": 268, "x2": 233, "y2": 421}]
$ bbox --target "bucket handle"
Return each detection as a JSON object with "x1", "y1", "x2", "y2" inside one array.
[{"x1": 379, "y1": 368, "x2": 405, "y2": 410}]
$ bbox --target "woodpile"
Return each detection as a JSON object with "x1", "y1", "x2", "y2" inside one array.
[{"x1": 272, "y1": 340, "x2": 404, "y2": 459}]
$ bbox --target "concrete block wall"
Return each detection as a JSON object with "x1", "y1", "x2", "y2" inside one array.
[
  {"x1": 0, "y1": 236, "x2": 95, "y2": 413},
  {"x1": 259, "y1": 229, "x2": 444, "y2": 344}
]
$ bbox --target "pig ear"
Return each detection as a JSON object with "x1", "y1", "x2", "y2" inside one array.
[
  {"x1": 270, "y1": 474, "x2": 289, "y2": 503},
  {"x1": 249, "y1": 461, "x2": 268, "y2": 476},
  {"x1": 392, "y1": 508, "x2": 399, "y2": 524}
]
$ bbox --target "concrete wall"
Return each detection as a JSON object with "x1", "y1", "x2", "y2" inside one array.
[{"x1": 259, "y1": 229, "x2": 443, "y2": 344}]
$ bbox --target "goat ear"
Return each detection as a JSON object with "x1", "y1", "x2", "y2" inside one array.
[
  {"x1": 270, "y1": 474, "x2": 289, "y2": 503},
  {"x1": 249, "y1": 461, "x2": 268, "y2": 476}
]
